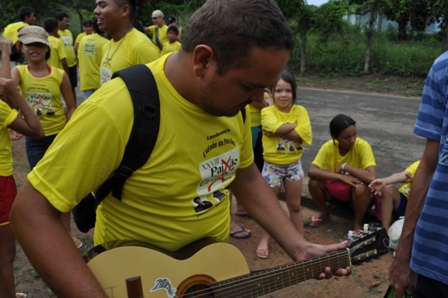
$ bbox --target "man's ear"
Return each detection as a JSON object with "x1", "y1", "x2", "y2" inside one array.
[
  {"x1": 120, "y1": 4, "x2": 131, "y2": 19},
  {"x1": 192, "y1": 45, "x2": 215, "y2": 77}
]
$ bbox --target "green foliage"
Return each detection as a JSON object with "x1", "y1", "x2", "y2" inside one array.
[
  {"x1": 289, "y1": 24, "x2": 440, "y2": 77},
  {"x1": 313, "y1": 0, "x2": 350, "y2": 42}
]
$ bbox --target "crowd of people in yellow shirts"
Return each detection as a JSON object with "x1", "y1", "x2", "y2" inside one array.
[{"x1": 0, "y1": 1, "x2": 420, "y2": 297}]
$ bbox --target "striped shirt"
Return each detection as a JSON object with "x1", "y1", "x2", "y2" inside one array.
[{"x1": 411, "y1": 50, "x2": 448, "y2": 284}]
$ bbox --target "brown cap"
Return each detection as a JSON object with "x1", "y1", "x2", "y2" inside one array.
[{"x1": 18, "y1": 26, "x2": 50, "y2": 46}]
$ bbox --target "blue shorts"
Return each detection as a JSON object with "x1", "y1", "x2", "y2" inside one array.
[
  {"x1": 262, "y1": 160, "x2": 304, "y2": 188},
  {"x1": 392, "y1": 193, "x2": 408, "y2": 219},
  {"x1": 26, "y1": 134, "x2": 57, "y2": 169}
]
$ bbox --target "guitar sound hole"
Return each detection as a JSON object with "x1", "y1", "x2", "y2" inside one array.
[{"x1": 183, "y1": 284, "x2": 214, "y2": 298}]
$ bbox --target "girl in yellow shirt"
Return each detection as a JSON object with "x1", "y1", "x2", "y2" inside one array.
[
  {"x1": 256, "y1": 71, "x2": 312, "y2": 259},
  {"x1": 308, "y1": 114, "x2": 377, "y2": 235}
]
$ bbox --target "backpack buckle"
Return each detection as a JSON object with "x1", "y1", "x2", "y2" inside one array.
[{"x1": 115, "y1": 166, "x2": 134, "y2": 179}]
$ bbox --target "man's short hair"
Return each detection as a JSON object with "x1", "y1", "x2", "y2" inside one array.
[
  {"x1": 18, "y1": 7, "x2": 34, "y2": 22},
  {"x1": 114, "y1": 0, "x2": 136, "y2": 21},
  {"x1": 167, "y1": 26, "x2": 179, "y2": 36},
  {"x1": 182, "y1": 0, "x2": 294, "y2": 75},
  {"x1": 55, "y1": 12, "x2": 69, "y2": 21},
  {"x1": 82, "y1": 19, "x2": 93, "y2": 27},
  {"x1": 152, "y1": 10, "x2": 164, "y2": 18},
  {"x1": 44, "y1": 18, "x2": 58, "y2": 33}
]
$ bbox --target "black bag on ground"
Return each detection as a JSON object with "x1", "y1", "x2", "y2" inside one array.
[{"x1": 72, "y1": 64, "x2": 160, "y2": 233}]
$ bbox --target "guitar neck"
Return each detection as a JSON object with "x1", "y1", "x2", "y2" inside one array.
[{"x1": 212, "y1": 249, "x2": 350, "y2": 298}]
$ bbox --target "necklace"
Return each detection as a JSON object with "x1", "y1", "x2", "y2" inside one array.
[{"x1": 103, "y1": 28, "x2": 133, "y2": 66}]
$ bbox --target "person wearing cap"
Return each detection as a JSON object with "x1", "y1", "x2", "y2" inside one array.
[
  {"x1": 144, "y1": 9, "x2": 169, "y2": 50},
  {"x1": 5, "y1": 26, "x2": 78, "y2": 249},
  {"x1": 94, "y1": 0, "x2": 159, "y2": 86},
  {"x1": 0, "y1": 38, "x2": 44, "y2": 298}
]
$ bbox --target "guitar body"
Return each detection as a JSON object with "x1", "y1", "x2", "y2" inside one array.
[
  {"x1": 87, "y1": 240, "x2": 250, "y2": 298},
  {"x1": 87, "y1": 229, "x2": 389, "y2": 298}
]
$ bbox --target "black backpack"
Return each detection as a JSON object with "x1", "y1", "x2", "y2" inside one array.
[{"x1": 72, "y1": 64, "x2": 160, "y2": 233}]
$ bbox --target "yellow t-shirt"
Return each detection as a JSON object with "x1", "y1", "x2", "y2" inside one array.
[
  {"x1": 147, "y1": 24, "x2": 168, "y2": 46},
  {"x1": 100, "y1": 28, "x2": 159, "y2": 85},
  {"x1": 248, "y1": 104, "x2": 261, "y2": 127},
  {"x1": 2, "y1": 22, "x2": 28, "y2": 44},
  {"x1": 75, "y1": 32, "x2": 89, "y2": 45},
  {"x1": 28, "y1": 54, "x2": 253, "y2": 252},
  {"x1": 78, "y1": 33, "x2": 108, "y2": 91},
  {"x1": 47, "y1": 35, "x2": 67, "y2": 71},
  {"x1": 17, "y1": 65, "x2": 66, "y2": 136},
  {"x1": 312, "y1": 137, "x2": 376, "y2": 172},
  {"x1": 160, "y1": 41, "x2": 181, "y2": 56},
  {"x1": 58, "y1": 29, "x2": 76, "y2": 67},
  {"x1": 261, "y1": 105, "x2": 312, "y2": 164},
  {"x1": 0, "y1": 101, "x2": 18, "y2": 176},
  {"x1": 399, "y1": 160, "x2": 420, "y2": 198}
]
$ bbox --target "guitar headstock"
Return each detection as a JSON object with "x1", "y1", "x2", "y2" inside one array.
[{"x1": 349, "y1": 228, "x2": 389, "y2": 265}]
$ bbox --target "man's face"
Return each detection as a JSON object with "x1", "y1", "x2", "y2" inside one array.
[
  {"x1": 167, "y1": 31, "x2": 177, "y2": 43},
  {"x1": 94, "y1": 0, "x2": 122, "y2": 34},
  {"x1": 197, "y1": 47, "x2": 290, "y2": 117},
  {"x1": 152, "y1": 13, "x2": 164, "y2": 27},
  {"x1": 25, "y1": 13, "x2": 36, "y2": 25},
  {"x1": 58, "y1": 17, "x2": 70, "y2": 30}
]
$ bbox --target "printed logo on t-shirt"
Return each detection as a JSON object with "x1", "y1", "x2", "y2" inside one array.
[
  {"x1": 82, "y1": 41, "x2": 97, "y2": 57},
  {"x1": 25, "y1": 92, "x2": 54, "y2": 116},
  {"x1": 197, "y1": 147, "x2": 239, "y2": 194},
  {"x1": 62, "y1": 36, "x2": 72, "y2": 46},
  {"x1": 276, "y1": 137, "x2": 302, "y2": 154}
]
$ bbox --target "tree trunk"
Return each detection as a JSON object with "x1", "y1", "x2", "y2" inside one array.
[
  {"x1": 397, "y1": 16, "x2": 409, "y2": 42},
  {"x1": 77, "y1": 10, "x2": 83, "y2": 33},
  {"x1": 364, "y1": 19, "x2": 375, "y2": 73},
  {"x1": 300, "y1": 34, "x2": 306, "y2": 74}
]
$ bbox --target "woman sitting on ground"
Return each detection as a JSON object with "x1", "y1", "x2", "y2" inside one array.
[{"x1": 308, "y1": 114, "x2": 376, "y2": 234}]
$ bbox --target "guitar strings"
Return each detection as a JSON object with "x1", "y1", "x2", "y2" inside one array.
[{"x1": 184, "y1": 250, "x2": 350, "y2": 297}]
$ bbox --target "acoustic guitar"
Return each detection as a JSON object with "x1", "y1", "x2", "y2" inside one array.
[{"x1": 86, "y1": 228, "x2": 389, "y2": 297}]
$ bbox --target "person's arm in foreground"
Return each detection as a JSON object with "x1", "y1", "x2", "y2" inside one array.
[
  {"x1": 369, "y1": 170, "x2": 413, "y2": 195},
  {"x1": 232, "y1": 163, "x2": 351, "y2": 277},
  {"x1": 10, "y1": 181, "x2": 108, "y2": 297},
  {"x1": 389, "y1": 139, "x2": 438, "y2": 297}
]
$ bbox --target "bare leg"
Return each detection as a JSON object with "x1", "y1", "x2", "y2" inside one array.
[
  {"x1": 229, "y1": 191, "x2": 251, "y2": 238},
  {"x1": 284, "y1": 178, "x2": 304, "y2": 235},
  {"x1": 256, "y1": 186, "x2": 281, "y2": 258},
  {"x1": 351, "y1": 184, "x2": 371, "y2": 232},
  {"x1": 308, "y1": 179, "x2": 331, "y2": 222},
  {"x1": 380, "y1": 185, "x2": 401, "y2": 230},
  {"x1": 0, "y1": 224, "x2": 16, "y2": 298}
]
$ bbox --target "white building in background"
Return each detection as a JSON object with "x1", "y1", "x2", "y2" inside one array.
[{"x1": 344, "y1": 13, "x2": 441, "y2": 33}]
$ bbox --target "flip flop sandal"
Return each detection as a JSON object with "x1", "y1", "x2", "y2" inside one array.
[
  {"x1": 229, "y1": 225, "x2": 251, "y2": 239},
  {"x1": 256, "y1": 247, "x2": 269, "y2": 259}
]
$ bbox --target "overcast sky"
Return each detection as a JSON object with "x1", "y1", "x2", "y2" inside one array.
[{"x1": 307, "y1": 0, "x2": 328, "y2": 6}]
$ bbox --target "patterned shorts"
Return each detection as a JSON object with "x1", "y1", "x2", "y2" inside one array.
[{"x1": 262, "y1": 160, "x2": 304, "y2": 188}]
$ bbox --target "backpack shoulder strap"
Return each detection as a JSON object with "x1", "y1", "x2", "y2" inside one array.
[{"x1": 95, "y1": 64, "x2": 160, "y2": 204}]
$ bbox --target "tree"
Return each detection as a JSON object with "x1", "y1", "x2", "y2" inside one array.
[
  {"x1": 349, "y1": 0, "x2": 386, "y2": 72},
  {"x1": 430, "y1": 0, "x2": 448, "y2": 52},
  {"x1": 383, "y1": 0, "x2": 431, "y2": 41}
]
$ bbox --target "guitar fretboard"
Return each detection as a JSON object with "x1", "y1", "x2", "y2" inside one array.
[{"x1": 187, "y1": 249, "x2": 350, "y2": 298}]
